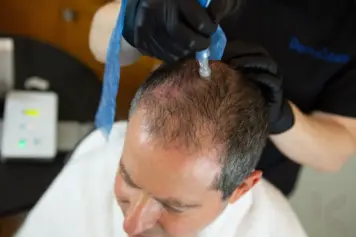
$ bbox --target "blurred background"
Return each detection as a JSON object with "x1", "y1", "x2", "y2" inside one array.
[
  {"x1": 0, "y1": 0, "x2": 160, "y2": 120},
  {"x1": 290, "y1": 158, "x2": 356, "y2": 237},
  {"x1": 0, "y1": 1, "x2": 355, "y2": 237},
  {"x1": 0, "y1": 1, "x2": 159, "y2": 236}
]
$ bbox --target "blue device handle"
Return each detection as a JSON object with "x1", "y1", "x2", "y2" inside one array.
[{"x1": 196, "y1": 0, "x2": 227, "y2": 61}]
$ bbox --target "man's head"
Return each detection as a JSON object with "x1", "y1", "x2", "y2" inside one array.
[{"x1": 115, "y1": 60, "x2": 268, "y2": 237}]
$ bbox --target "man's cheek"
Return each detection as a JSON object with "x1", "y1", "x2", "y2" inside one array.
[{"x1": 160, "y1": 215, "x2": 199, "y2": 237}]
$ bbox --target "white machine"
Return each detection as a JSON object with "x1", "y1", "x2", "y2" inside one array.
[
  {"x1": 0, "y1": 39, "x2": 95, "y2": 161},
  {"x1": 1, "y1": 91, "x2": 58, "y2": 160}
]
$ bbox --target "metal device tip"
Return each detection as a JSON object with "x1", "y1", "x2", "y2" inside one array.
[{"x1": 198, "y1": 58, "x2": 211, "y2": 79}]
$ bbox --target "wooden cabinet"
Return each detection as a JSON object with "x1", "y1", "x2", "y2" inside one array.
[
  {"x1": 57, "y1": 0, "x2": 107, "y2": 76},
  {"x1": 0, "y1": 0, "x2": 108, "y2": 76},
  {"x1": 0, "y1": 0, "x2": 160, "y2": 119},
  {"x1": 0, "y1": 0, "x2": 60, "y2": 42},
  {"x1": 0, "y1": 0, "x2": 109, "y2": 76}
]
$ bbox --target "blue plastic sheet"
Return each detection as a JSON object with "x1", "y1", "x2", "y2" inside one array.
[{"x1": 94, "y1": 0, "x2": 127, "y2": 136}]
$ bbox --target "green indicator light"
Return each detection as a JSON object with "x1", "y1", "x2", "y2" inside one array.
[{"x1": 18, "y1": 139, "x2": 26, "y2": 148}]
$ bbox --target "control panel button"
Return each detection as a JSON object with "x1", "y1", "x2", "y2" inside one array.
[{"x1": 18, "y1": 139, "x2": 26, "y2": 148}]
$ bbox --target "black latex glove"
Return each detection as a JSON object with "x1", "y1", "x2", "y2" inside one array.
[
  {"x1": 123, "y1": 0, "x2": 243, "y2": 63},
  {"x1": 224, "y1": 41, "x2": 295, "y2": 134}
]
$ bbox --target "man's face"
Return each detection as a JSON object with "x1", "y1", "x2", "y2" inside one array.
[{"x1": 114, "y1": 112, "x2": 227, "y2": 237}]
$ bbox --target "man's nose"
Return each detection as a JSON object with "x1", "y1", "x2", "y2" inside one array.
[{"x1": 123, "y1": 192, "x2": 162, "y2": 235}]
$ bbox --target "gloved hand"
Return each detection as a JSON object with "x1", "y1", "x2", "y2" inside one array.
[
  {"x1": 123, "y1": 0, "x2": 243, "y2": 62},
  {"x1": 224, "y1": 41, "x2": 295, "y2": 134}
]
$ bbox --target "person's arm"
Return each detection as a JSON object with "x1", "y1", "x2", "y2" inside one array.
[
  {"x1": 225, "y1": 41, "x2": 356, "y2": 172},
  {"x1": 271, "y1": 65, "x2": 356, "y2": 172},
  {"x1": 271, "y1": 102, "x2": 356, "y2": 172},
  {"x1": 89, "y1": 0, "x2": 141, "y2": 65}
]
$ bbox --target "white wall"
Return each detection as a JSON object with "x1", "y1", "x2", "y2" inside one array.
[{"x1": 290, "y1": 157, "x2": 356, "y2": 237}]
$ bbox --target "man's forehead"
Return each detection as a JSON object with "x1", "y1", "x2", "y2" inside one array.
[
  {"x1": 124, "y1": 132, "x2": 220, "y2": 179},
  {"x1": 126, "y1": 111, "x2": 220, "y2": 157},
  {"x1": 121, "y1": 129, "x2": 222, "y2": 199},
  {"x1": 124, "y1": 111, "x2": 222, "y2": 186}
]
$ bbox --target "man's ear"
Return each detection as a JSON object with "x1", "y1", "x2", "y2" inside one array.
[{"x1": 228, "y1": 170, "x2": 262, "y2": 204}]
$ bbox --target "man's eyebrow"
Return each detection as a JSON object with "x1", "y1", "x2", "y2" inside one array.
[
  {"x1": 119, "y1": 161, "x2": 200, "y2": 209},
  {"x1": 154, "y1": 197, "x2": 201, "y2": 209},
  {"x1": 119, "y1": 161, "x2": 142, "y2": 189}
]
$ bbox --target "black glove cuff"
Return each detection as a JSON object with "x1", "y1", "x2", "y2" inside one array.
[{"x1": 269, "y1": 100, "x2": 295, "y2": 135}]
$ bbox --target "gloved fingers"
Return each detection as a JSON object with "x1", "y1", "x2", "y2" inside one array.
[
  {"x1": 128, "y1": 3, "x2": 188, "y2": 61},
  {"x1": 209, "y1": 0, "x2": 242, "y2": 22},
  {"x1": 247, "y1": 72, "x2": 283, "y2": 96},
  {"x1": 170, "y1": 22, "x2": 211, "y2": 52},
  {"x1": 269, "y1": 99, "x2": 294, "y2": 134},
  {"x1": 156, "y1": 0, "x2": 213, "y2": 51},
  {"x1": 139, "y1": 38, "x2": 173, "y2": 62},
  {"x1": 178, "y1": 1, "x2": 217, "y2": 37},
  {"x1": 131, "y1": 13, "x2": 209, "y2": 60},
  {"x1": 147, "y1": 36, "x2": 190, "y2": 62},
  {"x1": 223, "y1": 41, "x2": 270, "y2": 59},
  {"x1": 230, "y1": 55, "x2": 278, "y2": 75},
  {"x1": 123, "y1": 0, "x2": 141, "y2": 46}
]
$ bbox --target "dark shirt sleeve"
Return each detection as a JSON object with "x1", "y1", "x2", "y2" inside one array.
[{"x1": 314, "y1": 62, "x2": 356, "y2": 118}]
